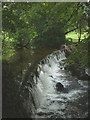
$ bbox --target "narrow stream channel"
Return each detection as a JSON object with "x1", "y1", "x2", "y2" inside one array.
[{"x1": 24, "y1": 50, "x2": 88, "y2": 118}]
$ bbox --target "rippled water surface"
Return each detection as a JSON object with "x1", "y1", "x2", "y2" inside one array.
[{"x1": 27, "y1": 50, "x2": 88, "y2": 118}]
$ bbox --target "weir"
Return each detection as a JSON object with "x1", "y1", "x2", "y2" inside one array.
[{"x1": 24, "y1": 50, "x2": 88, "y2": 118}]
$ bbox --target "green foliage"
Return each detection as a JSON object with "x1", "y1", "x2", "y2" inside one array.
[
  {"x1": 2, "y1": 2, "x2": 89, "y2": 117},
  {"x1": 2, "y1": 31, "x2": 14, "y2": 57},
  {"x1": 66, "y1": 31, "x2": 88, "y2": 43},
  {"x1": 65, "y1": 37, "x2": 89, "y2": 71},
  {"x1": 2, "y1": 3, "x2": 34, "y2": 49},
  {"x1": 32, "y1": 22, "x2": 65, "y2": 49},
  {"x1": 2, "y1": 2, "x2": 89, "y2": 50}
]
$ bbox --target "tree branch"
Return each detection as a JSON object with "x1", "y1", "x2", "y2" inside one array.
[
  {"x1": 23, "y1": 40, "x2": 30, "y2": 48},
  {"x1": 65, "y1": 3, "x2": 83, "y2": 24},
  {"x1": 65, "y1": 27, "x2": 78, "y2": 35}
]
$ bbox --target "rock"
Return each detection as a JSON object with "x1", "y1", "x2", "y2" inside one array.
[
  {"x1": 34, "y1": 68, "x2": 39, "y2": 78},
  {"x1": 49, "y1": 75, "x2": 54, "y2": 78},
  {"x1": 61, "y1": 44, "x2": 72, "y2": 57},
  {"x1": 85, "y1": 67, "x2": 90, "y2": 76},
  {"x1": 56, "y1": 82, "x2": 64, "y2": 91},
  {"x1": 61, "y1": 44, "x2": 78, "y2": 57},
  {"x1": 41, "y1": 60, "x2": 44, "y2": 64}
]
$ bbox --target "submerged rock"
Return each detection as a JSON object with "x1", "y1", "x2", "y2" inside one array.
[{"x1": 56, "y1": 82, "x2": 64, "y2": 91}]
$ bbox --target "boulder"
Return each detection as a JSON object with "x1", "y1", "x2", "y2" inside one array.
[
  {"x1": 56, "y1": 82, "x2": 64, "y2": 91},
  {"x1": 61, "y1": 44, "x2": 78, "y2": 57}
]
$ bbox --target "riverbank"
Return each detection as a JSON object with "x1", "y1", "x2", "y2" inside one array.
[
  {"x1": 61, "y1": 41, "x2": 90, "y2": 81},
  {"x1": 2, "y1": 43, "x2": 89, "y2": 118},
  {"x1": 26, "y1": 49, "x2": 88, "y2": 118},
  {"x1": 2, "y1": 48, "x2": 55, "y2": 118}
]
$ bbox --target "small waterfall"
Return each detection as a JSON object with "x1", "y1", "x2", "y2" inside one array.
[
  {"x1": 24, "y1": 50, "x2": 88, "y2": 118},
  {"x1": 32, "y1": 51, "x2": 66, "y2": 106}
]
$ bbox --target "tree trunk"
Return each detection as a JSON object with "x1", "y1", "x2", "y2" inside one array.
[{"x1": 78, "y1": 20, "x2": 81, "y2": 43}]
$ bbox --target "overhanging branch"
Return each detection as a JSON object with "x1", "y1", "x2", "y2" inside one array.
[
  {"x1": 65, "y1": 3, "x2": 83, "y2": 24},
  {"x1": 65, "y1": 27, "x2": 78, "y2": 35}
]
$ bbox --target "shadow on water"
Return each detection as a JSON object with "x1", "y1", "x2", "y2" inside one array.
[{"x1": 2, "y1": 48, "x2": 55, "y2": 118}]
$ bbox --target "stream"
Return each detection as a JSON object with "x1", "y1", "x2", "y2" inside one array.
[{"x1": 24, "y1": 50, "x2": 88, "y2": 118}]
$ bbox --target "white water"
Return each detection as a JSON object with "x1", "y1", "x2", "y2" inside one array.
[{"x1": 28, "y1": 50, "x2": 88, "y2": 118}]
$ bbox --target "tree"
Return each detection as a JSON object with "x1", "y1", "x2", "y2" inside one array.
[
  {"x1": 2, "y1": 2, "x2": 89, "y2": 50},
  {"x1": 2, "y1": 3, "x2": 34, "y2": 49}
]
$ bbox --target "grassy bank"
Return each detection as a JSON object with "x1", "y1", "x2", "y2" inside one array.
[{"x1": 66, "y1": 31, "x2": 88, "y2": 43}]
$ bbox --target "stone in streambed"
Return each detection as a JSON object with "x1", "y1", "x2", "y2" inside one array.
[{"x1": 56, "y1": 82, "x2": 64, "y2": 91}]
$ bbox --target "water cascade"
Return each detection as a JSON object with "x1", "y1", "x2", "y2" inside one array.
[{"x1": 24, "y1": 50, "x2": 88, "y2": 118}]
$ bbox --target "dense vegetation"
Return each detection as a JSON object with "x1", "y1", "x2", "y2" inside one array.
[
  {"x1": 2, "y1": 2, "x2": 89, "y2": 118},
  {"x1": 2, "y1": 2, "x2": 89, "y2": 51}
]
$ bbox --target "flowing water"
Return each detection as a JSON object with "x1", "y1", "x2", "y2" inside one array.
[{"x1": 24, "y1": 50, "x2": 88, "y2": 118}]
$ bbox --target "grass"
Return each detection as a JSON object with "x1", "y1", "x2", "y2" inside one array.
[{"x1": 66, "y1": 31, "x2": 88, "y2": 42}]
